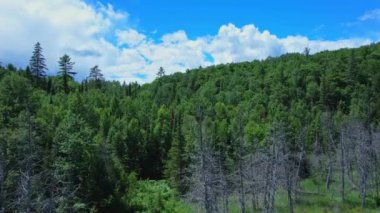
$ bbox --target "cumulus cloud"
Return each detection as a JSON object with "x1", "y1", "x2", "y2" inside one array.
[
  {"x1": 281, "y1": 36, "x2": 372, "y2": 54},
  {"x1": 207, "y1": 24, "x2": 283, "y2": 63},
  {"x1": 206, "y1": 24, "x2": 371, "y2": 64},
  {"x1": 109, "y1": 31, "x2": 210, "y2": 82},
  {"x1": 0, "y1": 0, "x2": 126, "y2": 80},
  {"x1": 0, "y1": 0, "x2": 374, "y2": 83}
]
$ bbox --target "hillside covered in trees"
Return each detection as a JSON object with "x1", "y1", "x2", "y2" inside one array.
[{"x1": 0, "y1": 42, "x2": 380, "y2": 212}]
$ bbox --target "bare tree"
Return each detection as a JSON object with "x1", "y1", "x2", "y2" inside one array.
[
  {"x1": 358, "y1": 122, "x2": 370, "y2": 208},
  {"x1": 310, "y1": 133, "x2": 324, "y2": 194},
  {"x1": 338, "y1": 125, "x2": 346, "y2": 202},
  {"x1": 287, "y1": 129, "x2": 305, "y2": 213},
  {"x1": 0, "y1": 130, "x2": 7, "y2": 212},
  {"x1": 263, "y1": 123, "x2": 286, "y2": 213},
  {"x1": 373, "y1": 130, "x2": 380, "y2": 204},
  {"x1": 342, "y1": 121, "x2": 358, "y2": 191},
  {"x1": 346, "y1": 119, "x2": 373, "y2": 208},
  {"x1": 236, "y1": 113, "x2": 246, "y2": 213},
  {"x1": 187, "y1": 106, "x2": 220, "y2": 213},
  {"x1": 244, "y1": 139, "x2": 259, "y2": 211},
  {"x1": 217, "y1": 151, "x2": 230, "y2": 213},
  {"x1": 321, "y1": 112, "x2": 336, "y2": 191},
  {"x1": 15, "y1": 109, "x2": 37, "y2": 212}
]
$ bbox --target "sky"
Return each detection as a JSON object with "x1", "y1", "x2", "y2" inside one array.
[{"x1": 0, "y1": 0, "x2": 379, "y2": 83}]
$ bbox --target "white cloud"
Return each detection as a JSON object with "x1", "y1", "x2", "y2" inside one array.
[
  {"x1": 359, "y1": 9, "x2": 380, "y2": 21},
  {"x1": 0, "y1": 0, "x2": 374, "y2": 84},
  {"x1": 207, "y1": 24, "x2": 283, "y2": 63},
  {"x1": 281, "y1": 36, "x2": 372, "y2": 54},
  {"x1": 206, "y1": 24, "x2": 371, "y2": 63},
  {"x1": 109, "y1": 31, "x2": 210, "y2": 82},
  {"x1": 98, "y1": 3, "x2": 127, "y2": 21},
  {"x1": 0, "y1": 0, "x2": 124, "y2": 79},
  {"x1": 162, "y1": 30, "x2": 188, "y2": 44},
  {"x1": 116, "y1": 29, "x2": 146, "y2": 47}
]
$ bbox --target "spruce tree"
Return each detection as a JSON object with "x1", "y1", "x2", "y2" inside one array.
[{"x1": 29, "y1": 42, "x2": 47, "y2": 83}]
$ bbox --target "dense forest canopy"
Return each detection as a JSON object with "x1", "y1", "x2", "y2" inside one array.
[{"x1": 0, "y1": 42, "x2": 380, "y2": 212}]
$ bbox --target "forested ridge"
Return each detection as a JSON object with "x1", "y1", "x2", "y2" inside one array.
[{"x1": 0, "y1": 42, "x2": 380, "y2": 212}]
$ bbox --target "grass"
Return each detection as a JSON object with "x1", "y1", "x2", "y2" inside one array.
[
  {"x1": 183, "y1": 177, "x2": 380, "y2": 213},
  {"x1": 287, "y1": 178, "x2": 380, "y2": 213}
]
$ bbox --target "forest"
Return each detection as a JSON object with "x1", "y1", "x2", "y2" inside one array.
[{"x1": 0, "y1": 42, "x2": 380, "y2": 212}]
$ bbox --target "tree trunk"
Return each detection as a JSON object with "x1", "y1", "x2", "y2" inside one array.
[
  {"x1": 0, "y1": 140, "x2": 6, "y2": 212},
  {"x1": 340, "y1": 128, "x2": 345, "y2": 202},
  {"x1": 249, "y1": 154, "x2": 257, "y2": 210},
  {"x1": 286, "y1": 178, "x2": 294, "y2": 213},
  {"x1": 219, "y1": 157, "x2": 229, "y2": 213},
  {"x1": 197, "y1": 108, "x2": 212, "y2": 213},
  {"x1": 238, "y1": 125, "x2": 246, "y2": 213},
  {"x1": 323, "y1": 112, "x2": 335, "y2": 191}
]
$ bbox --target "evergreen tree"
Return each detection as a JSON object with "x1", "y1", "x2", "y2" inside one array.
[
  {"x1": 58, "y1": 54, "x2": 76, "y2": 94},
  {"x1": 88, "y1": 65, "x2": 104, "y2": 88},
  {"x1": 52, "y1": 113, "x2": 93, "y2": 212},
  {"x1": 1, "y1": 41, "x2": 380, "y2": 212},
  {"x1": 304, "y1": 47, "x2": 311, "y2": 57},
  {"x1": 88, "y1": 65, "x2": 104, "y2": 81},
  {"x1": 157, "y1": 67, "x2": 165, "y2": 78},
  {"x1": 164, "y1": 111, "x2": 186, "y2": 193},
  {"x1": 29, "y1": 42, "x2": 47, "y2": 83}
]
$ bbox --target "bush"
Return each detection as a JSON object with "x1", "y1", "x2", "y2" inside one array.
[{"x1": 124, "y1": 173, "x2": 184, "y2": 212}]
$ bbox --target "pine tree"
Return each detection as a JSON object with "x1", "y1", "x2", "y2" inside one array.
[
  {"x1": 164, "y1": 111, "x2": 186, "y2": 193},
  {"x1": 58, "y1": 54, "x2": 76, "y2": 94},
  {"x1": 29, "y1": 42, "x2": 47, "y2": 83},
  {"x1": 157, "y1": 67, "x2": 165, "y2": 78},
  {"x1": 88, "y1": 65, "x2": 104, "y2": 88},
  {"x1": 303, "y1": 47, "x2": 311, "y2": 57},
  {"x1": 88, "y1": 65, "x2": 104, "y2": 81}
]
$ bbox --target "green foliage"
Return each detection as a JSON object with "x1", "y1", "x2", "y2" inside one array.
[
  {"x1": 125, "y1": 174, "x2": 183, "y2": 213},
  {"x1": 0, "y1": 73, "x2": 33, "y2": 124},
  {"x1": 58, "y1": 54, "x2": 76, "y2": 94},
  {"x1": 1, "y1": 43, "x2": 380, "y2": 211},
  {"x1": 29, "y1": 42, "x2": 47, "y2": 81}
]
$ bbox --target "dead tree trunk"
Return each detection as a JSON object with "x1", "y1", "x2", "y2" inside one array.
[
  {"x1": 359, "y1": 140, "x2": 367, "y2": 209},
  {"x1": 263, "y1": 124, "x2": 283, "y2": 213},
  {"x1": 17, "y1": 109, "x2": 34, "y2": 212},
  {"x1": 0, "y1": 136, "x2": 7, "y2": 212},
  {"x1": 248, "y1": 153, "x2": 257, "y2": 211},
  {"x1": 237, "y1": 119, "x2": 246, "y2": 213},
  {"x1": 196, "y1": 107, "x2": 213, "y2": 213},
  {"x1": 339, "y1": 127, "x2": 345, "y2": 202},
  {"x1": 286, "y1": 170, "x2": 294, "y2": 213},
  {"x1": 267, "y1": 145, "x2": 278, "y2": 213},
  {"x1": 220, "y1": 163, "x2": 229, "y2": 213},
  {"x1": 322, "y1": 112, "x2": 335, "y2": 191},
  {"x1": 312, "y1": 134, "x2": 323, "y2": 194},
  {"x1": 294, "y1": 128, "x2": 305, "y2": 202},
  {"x1": 353, "y1": 120, "x2": 370, "y2": 209},
  {"x1": 283, "y1": 126, "x2": 298, "y2": 213}
]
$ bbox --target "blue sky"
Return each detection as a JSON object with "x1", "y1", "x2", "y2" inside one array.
[
  {"x1": 87, "y1": 0, "x2": 380, "y2": 40},
  {"x1": 0, "y1": 0, "x2": 379, "y2": 83}
]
